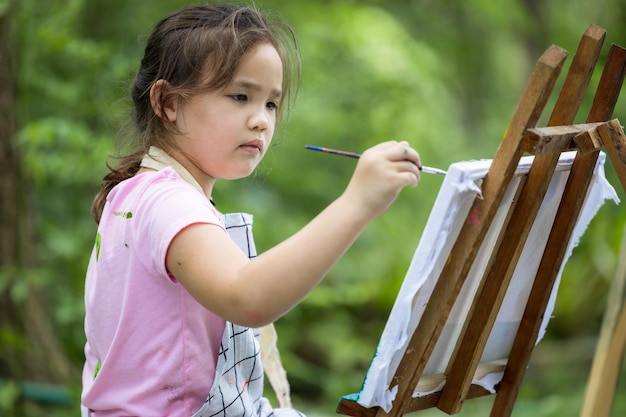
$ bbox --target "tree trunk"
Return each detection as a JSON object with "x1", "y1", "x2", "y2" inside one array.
[
  {"x1": 0, "y1": 0, "x2": 77, "y2": 388},
  {"x1": 0, "y1": 0, "x2": 23, "y2": 378}
]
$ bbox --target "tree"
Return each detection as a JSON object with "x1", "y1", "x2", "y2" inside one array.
[
  {"x1": 0, "y1": 0, "x2": 77, "y2": 408},
  {"x1": 0, "y1": 0, "x2": 27, "y2": 382}
]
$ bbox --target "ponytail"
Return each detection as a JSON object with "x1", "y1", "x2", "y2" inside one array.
[{"x1": 90, "y1": 150, "x2": 145, "y2": 223}]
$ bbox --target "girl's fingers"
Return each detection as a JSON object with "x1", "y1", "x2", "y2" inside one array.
[
  {"x1": 346, "y1": 141, "x2": 422, "y2": 218},
  {"x1": 396, "y1": 161, "x2": 421, "y2": 187},
  {"x1": 392, "y1": 142, "x2": 420, "y2": 166}
]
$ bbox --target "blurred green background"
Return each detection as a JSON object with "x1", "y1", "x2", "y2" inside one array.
[{"x1": 2, "y1": 0, "x2": 626, "y2": 415}]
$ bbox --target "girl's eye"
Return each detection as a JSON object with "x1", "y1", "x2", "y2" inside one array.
[
  {"x1": 266, "y1": 101, "x2": 278, "y2": 111},
  {"x1": 230, "y1": 94, "x2": 247, "y2": 102}
]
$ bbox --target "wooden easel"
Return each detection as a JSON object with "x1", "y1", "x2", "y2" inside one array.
[{"x1": 337, "y1": 25, "x2": 626, "y2": 417}]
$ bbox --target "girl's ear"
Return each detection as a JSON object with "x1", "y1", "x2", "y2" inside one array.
[{"x1": 150, "y1": 79, "x2": 177, "y2": 122}]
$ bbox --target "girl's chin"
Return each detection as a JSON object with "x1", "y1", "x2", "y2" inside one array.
[{"x1": 219, "y1": 166, "x2": 259, "y2": 181}]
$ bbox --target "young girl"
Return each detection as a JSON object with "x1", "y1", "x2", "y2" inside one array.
[{"x1": 82, "y1": 3, "x2": 422, "y2": 417}]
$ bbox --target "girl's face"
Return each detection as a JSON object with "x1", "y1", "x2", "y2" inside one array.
[{"x1": 167, "y1": 42, "x2": 283, "y2": 190}]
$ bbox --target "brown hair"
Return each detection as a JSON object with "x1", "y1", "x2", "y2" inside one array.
[{"x1": 91, "y1": 3, "x2": 300, "y2": 223}]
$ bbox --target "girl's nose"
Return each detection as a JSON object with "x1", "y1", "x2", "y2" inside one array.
[{"x1": 249, "y1": 107, "x2": 270, "y2": 131}]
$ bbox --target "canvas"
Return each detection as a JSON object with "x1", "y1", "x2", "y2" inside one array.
[{"x1": 352, "y1": 151, "x2": 618, "y2": 413}]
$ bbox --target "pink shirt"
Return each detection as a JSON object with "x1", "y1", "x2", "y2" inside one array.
[{"x1": 82, "y1": 168, "x2": 225, "y2": 416}]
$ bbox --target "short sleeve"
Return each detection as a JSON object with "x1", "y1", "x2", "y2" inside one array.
[{"x1": 131, "y1": 168, "x2": 224, "y2": 280}]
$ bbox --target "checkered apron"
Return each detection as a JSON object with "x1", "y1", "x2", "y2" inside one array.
[{"x1": 191, "y1": 213, "x2": 305, "y2": 417}]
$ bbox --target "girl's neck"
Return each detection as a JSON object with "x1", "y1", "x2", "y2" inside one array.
[{"x1": 140, "y1": 146, "x2": 215, "y2": 199}]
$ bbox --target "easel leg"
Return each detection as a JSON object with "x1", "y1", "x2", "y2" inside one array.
[{"x1": 580, "y1": 225, "x2": 626, "y2": 417}]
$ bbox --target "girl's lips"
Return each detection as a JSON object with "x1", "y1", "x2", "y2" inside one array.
[{"x1": 240, "y1": 139, "x2": 264, "y2": 153}]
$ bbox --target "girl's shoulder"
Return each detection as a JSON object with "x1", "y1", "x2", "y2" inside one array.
[
  {"x1": 105, "y1": 167, "x2": 218, "y2": 222},
  {"x1": 109, "y1": 167, "x2": 202, "y2": 202}
]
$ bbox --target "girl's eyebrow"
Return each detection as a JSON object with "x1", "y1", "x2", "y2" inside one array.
[{"x1": 232, "y1": 79, "x2": 282, "y2": 99}]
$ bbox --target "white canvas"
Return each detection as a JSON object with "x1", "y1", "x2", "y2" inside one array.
[{"x1": 355, "y1": 151, "x2": 619, "y2": 413}]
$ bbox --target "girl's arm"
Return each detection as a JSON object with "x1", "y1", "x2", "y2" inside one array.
[{"x1": 167, "y1": 141, "x2": 421, "y2": 327}]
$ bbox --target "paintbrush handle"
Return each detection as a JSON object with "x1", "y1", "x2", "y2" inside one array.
[
  {"x1": 304, "y1": 144, "x2": 447, "y2": 175},
  {"x1": 304, "y1": 145, "x2": 361, "y2": 159}
]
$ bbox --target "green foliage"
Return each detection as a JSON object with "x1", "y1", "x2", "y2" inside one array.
[
  {"x1": 9, "y1": 0, "x2": 626, "y2": 415},
  {"x1": 0, "y1": 380, "x2": 20, "y2": 413}
]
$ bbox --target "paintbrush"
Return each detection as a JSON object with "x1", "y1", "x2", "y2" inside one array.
[{"x1": 304, "y1": 145, "x2": 447, "y2": 175}]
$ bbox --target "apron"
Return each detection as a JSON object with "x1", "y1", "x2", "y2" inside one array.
[
  {"x1": 142, "y1": 148, "x2": 304, "y2": 417},
  {"x1": 191, "y1": 212, "x2": 303, "y2": 417}
]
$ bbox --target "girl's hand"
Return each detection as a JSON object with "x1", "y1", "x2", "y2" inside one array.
[{"x1": 342, "y1": 140, "x2": 421, "y2": 219}]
